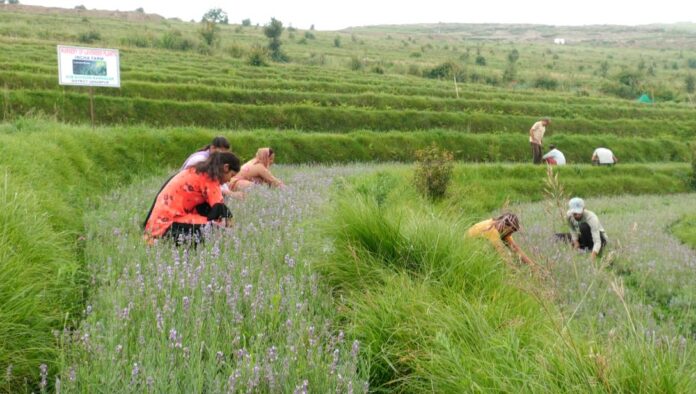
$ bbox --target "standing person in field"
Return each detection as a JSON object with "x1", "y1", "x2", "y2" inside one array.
[
  {"x1": 592, "y1": 147, "x2": 618, "y2": 166},
  {"x1": 467, "y1": 213, "x2": 538, "y2": 268},
  {"x1": 529, "y1": 118, "x2": 550, "y2": 164},
  {"x1": 228, "y1": 147, "x2": 285, "y2": 191},
  {"x1": 144, "y1": 152, "x2": 241, "y2": 245},
  {"x1": 542, "y1": 144, "x2": 566, "y2": 165},
  {"x1": 556, "y1": 197, "x2": 607, "y2": 260}
]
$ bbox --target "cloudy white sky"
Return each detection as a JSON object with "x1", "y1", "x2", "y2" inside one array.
[{"x1": 17, "y1": 0, "x2": 696, "y2": 30}]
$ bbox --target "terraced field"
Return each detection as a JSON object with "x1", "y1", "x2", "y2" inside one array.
[{"x1": 0, "y1": 4, "x2": 695, "y2": 392}]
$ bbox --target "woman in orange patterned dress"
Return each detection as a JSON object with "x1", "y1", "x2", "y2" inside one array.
[{"x1": 144, "y1": 152, "x2": 240, "y2": 245}]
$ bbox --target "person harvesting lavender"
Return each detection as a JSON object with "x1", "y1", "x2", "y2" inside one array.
[
  {"x1": 467, "y1": 213, "x2": 538, "y2": 268},
  {"x1": 558, "y1": 197, "x2": 607, "y2": 260},
  {"x1": 228, "y1": 147, "x2": 285, "y2": 191},
  {"x1": 144, "y1": 151, "x2": 240, "y2": 245}
]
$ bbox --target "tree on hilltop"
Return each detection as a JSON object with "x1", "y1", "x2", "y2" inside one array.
[
  {"x1": 201, "y1": 8, "x2": 228, "y2": 24},
  {"x1": 264, "y1": 18, "x2": 288, "y2": 62}
]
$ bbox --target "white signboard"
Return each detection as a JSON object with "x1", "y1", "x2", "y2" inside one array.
[{"x1": 57, "y1": 45, "x2": 120, "y2": 88}]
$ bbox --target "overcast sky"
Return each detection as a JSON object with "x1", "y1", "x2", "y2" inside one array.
[{"x1": 17, "y1": 0, "x2": 696, "y2": 30}]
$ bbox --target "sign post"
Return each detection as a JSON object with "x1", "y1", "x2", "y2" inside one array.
[{"x1": 57, "y1": 45, "x2": 120, "y2": 128}]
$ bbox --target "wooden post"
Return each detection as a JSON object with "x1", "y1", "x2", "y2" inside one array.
[
  {"x1": 453, "y1": 75, "x2": 459, "y2": 98},
  {"x1": 89, "y1": 87, "x2": 95, "y2": 128}
]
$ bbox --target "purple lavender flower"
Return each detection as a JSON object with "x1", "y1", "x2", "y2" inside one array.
[
  {"x1": 39, "y1": 364, "x2": 48, "y2": 390},
  {"x1": 131, "y1": 362, "x2": 140, "y2": 384},
  {"x1": 351, "y1": 340, "x2": 360, "y2": 358}
]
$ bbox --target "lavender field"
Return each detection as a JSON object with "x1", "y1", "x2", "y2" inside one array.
[
  {"x1": 46, "y1": 163, "x2": 696, "y2": 392},
  {"x1": 56, "y1": 165, "x2": 370, "y2": 393}
]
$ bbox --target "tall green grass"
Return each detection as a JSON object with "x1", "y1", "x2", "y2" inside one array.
[
  {"x1": 671, "y1": 214, "x2": 696, "y2": 249},
  {"x1": 318, "y1": 184, "x2": 696, "y2": 391}
]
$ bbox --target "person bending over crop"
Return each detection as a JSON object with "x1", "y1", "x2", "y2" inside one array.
[
  {"x1": 556, "y1": 197, "x2": 607, "y2": 260},
  {"x1": 179, "y1": 136, "x2": 244, "y2": 200},
  {"x1": 180, "y1": 136, "x2": 230, "y2": 170},
  {"x1": 467, "y1": 213, "x2": 537, "y2": 268},
  {"x1": 144, "y1": 151, "x2": 241, "y2": 245},
  {"x1": 228, "y1": 147, "x2": 284, "y2": 191}
]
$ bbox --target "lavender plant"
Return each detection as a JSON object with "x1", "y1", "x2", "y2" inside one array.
[{"x1": 58, "y1": 165, "x2": 369, "y2": 392}]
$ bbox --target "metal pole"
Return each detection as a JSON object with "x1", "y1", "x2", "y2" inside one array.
[
  {"x1": 89, "y1": 87, "x2": 95, "y2": 128},
  {"x1": 454, "y1": 75, "x2": 459, "y2": 98}
]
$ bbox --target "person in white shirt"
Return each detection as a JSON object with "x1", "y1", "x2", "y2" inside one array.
[
  {"x1": 180, "y1": 136, "x2": 230, "y2": 171},
  {"x1": 542, "y1": 144, "x2": 566, "y2": 165},
  {"x1": 556, "y1": 197, "x2": 607, "y2": 260},
  {"x1": 592, "y1": 147, "x2": 618, "y2": 166}
]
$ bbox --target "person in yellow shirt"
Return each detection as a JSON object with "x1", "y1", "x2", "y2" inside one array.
[{"x1": 467, "y1": 213, "x2": 537, "y2": 267}]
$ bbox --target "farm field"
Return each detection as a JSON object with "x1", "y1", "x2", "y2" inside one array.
[{"x1": 0, "y1": 3, "x2": 695, "y2": 392}]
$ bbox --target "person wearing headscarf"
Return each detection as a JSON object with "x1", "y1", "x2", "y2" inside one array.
[
  {"x1": 467, "y1": 213, "x2": 537, "y2": 267},
  {"x1": 228, "y1": 147, "x2": 284, "y2": 191}
]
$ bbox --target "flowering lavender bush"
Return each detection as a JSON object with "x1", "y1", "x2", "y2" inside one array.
[{"x1": 58, "y1": 165, "x2": 369, "y2": 392}]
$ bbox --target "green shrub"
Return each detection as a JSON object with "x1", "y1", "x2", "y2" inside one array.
[
  {"x1": 413, "y1": 144, "x2": 454, "y2": 199},
  {"x1": 247, "y1": 46, "x2": 268, "y2": 67},
  {"x1": 77, "y1": 30, "x2": 101, "y2": 43},
  {"x1": 349, "y1": 57, "x2": 364, "y2": 71},
  {"x1": 534, "y1": 75, "x2": 559, "y2": 90},
  {"x1": 158, "y1": 30, "x2": 195, "y2": 51}
]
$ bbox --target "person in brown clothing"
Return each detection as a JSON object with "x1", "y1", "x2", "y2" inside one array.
[{"x1": 529, "y1": 118, "x2": 550, "y2": 164}]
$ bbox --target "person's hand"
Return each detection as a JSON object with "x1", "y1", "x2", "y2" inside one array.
[
  {"x1": 591, "y1": 251, "x2": 598, "y2": 260},
  {"x1": 572, "y1": 240, "x2": 580, "y2": 250}
]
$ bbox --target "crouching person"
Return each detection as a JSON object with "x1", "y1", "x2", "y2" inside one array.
[
  {"x1": 467, "y1": 213, "x2": 538, "y2": 269},
  {"x1": 557, "y1": 197, "x2": 607, "y2": 260},
  {"x1": 144, "y1": 152, "x2": 241, "y2": 245}
]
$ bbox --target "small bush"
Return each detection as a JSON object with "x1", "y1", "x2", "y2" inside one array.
[
  {"x1": 247, "y1": 46, "x2": 269, "y2": 66},
  {"x1": 475, "y1": 55, "x2": 487, "y2": 66},
  {"x1": 224, "y1": 43, "x2": 246, "y2": 58},
  {"x1": 158, "y1": 30, "x2": 195, "y2": 51},
  {"x1": 77, "y1": 30, "x2": 101, "y2": 43},
  {"x1": 413, "y1": 144, "x2": 454, "y2": 200},
  {"x1": 242, "y1": 18, "x2": 251, "y2": 27},
  {"x1": 534, "y1": 75, "x2": 559, "y2": 90},
  {"x1": 304, "y1": 31, "x2": 315, "y2": 39},
  {"x1": 334, "y1": 36, "x2": 341, "y2": 48},
  {"x1": 349, "y1": 57, "x2": 364, "y2": 71}
]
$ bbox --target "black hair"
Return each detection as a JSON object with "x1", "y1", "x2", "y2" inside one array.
[
  {"x1": 493, "y1": 213, "x2": 521, "y2": 233},
  {"x1": 197, "y1": 136, "x2": 230, "y2": 152},
  {"x1": 549, "y1": 144, "x2": 556, "y2": 150},
  {"x1": 194, "y1": 151, "x2": 241, "y2": 182}
]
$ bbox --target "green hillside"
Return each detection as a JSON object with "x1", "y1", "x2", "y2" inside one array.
[{"x1": 1, "y1": 4, "x2": 696, "y2": 392}]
